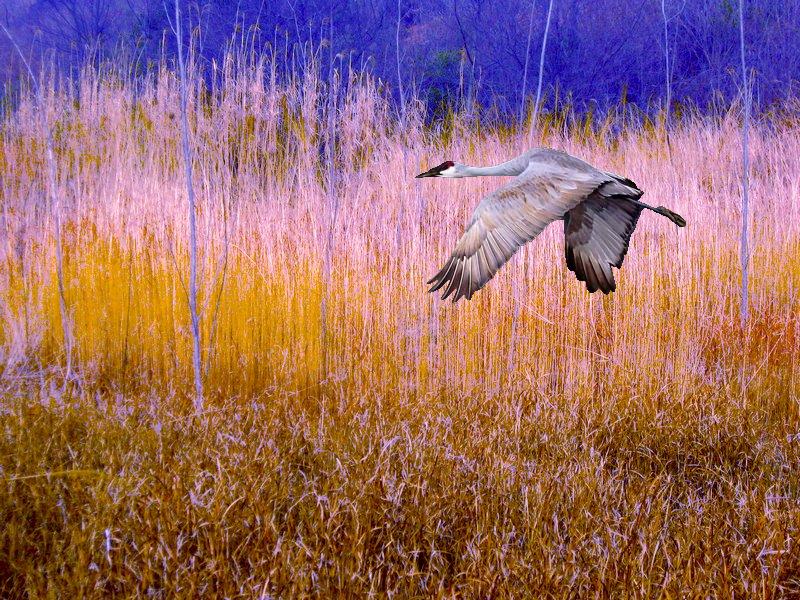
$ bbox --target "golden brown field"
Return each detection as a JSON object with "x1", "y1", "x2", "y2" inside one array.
[{"x1": 1, "y1": 58, "x2": 800, "y2": 597}]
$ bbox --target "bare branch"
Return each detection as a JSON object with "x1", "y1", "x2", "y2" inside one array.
[
  {"x1": 738, "y1": 0, "x2": 750, "y2": 325},
  {"x1": 528, "y1": 0, "x2": 553, "y2": 145},
  {"x1": 1, "y1": 21, "x2": 73, "y2": 389},
  {"x1": 174, "y1": 0, "x2": 204, "y2": 412},
  {"x1": 519, "y1": 0, "x2": 536, "y2": 125}
]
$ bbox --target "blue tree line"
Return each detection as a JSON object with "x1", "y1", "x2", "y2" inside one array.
[{"x1": 1, "y1": 0, "x2": 798, "y2": 115}]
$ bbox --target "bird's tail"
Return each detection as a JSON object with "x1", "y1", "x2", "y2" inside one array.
[{"x1": 655, "y1": 206, "x2": 686, "y2": 227}]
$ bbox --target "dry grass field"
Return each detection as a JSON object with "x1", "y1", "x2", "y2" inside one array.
[{"x1": 1, "y1": 57, "x2": 800, "y2": 597}]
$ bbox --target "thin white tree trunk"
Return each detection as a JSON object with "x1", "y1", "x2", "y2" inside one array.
[
  {"x1": 175, "y1": 0, "x2": 204, "y2": 412},
  {"x1": 661, "y1": 0, "x2": 678, "y2": 203},
  {"x1": 738, "y1": 0, "x2": 750, "y2": 325},
  {"x1": 519, "y1": 0, "x2": 536, "y2": 125},
  {"x1": 1, "y1": 24, "x2": 73, "y2": 390},
  {"x1": 452, "y1": 0, "x2": 475, "y2": 117},
  {"x1": 320, "y1": 16, "x2": 340, "y2": 376},
  {"x1": 395, "y1": 0, "x2": 406, "y2": 124},
  {"x1": 528, "y1": 0, "x2": 554, "y2": 145},
  {"x1": 513, "y1": 0, "x2": 552, "y2": 373},
  {"x1": 507, "y1": 277, "x2": 522, "y2": 374},
  {"x1": 661, "y1": 0, "x2": 671, "y2": 129}
]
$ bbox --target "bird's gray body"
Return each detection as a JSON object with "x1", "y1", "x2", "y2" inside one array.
[{"x1": 417, "y1": 148, "x2": 685, "y2": 301}]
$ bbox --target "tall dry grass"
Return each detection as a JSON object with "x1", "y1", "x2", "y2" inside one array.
[{"x1": 1, "y1": 51, "x2": 799, "y2": 596}]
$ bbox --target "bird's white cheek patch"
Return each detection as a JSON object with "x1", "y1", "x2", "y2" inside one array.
[{"x1": 439, "y1": 166, "x2": 458, "y2": 177}]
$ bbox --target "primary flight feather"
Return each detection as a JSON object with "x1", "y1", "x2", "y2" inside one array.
[{"x1": 416, "y1": 148, "x2": 685, "y2": 302}]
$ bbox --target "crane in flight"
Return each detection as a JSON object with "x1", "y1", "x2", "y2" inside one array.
[{"x1": 417, "y1": 148, "x2": 685, "y2": 302}]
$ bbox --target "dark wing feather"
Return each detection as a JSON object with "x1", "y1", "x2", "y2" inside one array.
[{"x1": 564, "y1": 189, "x2": 644, "y2": 294}]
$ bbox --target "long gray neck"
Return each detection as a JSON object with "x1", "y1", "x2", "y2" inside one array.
[{"x1": 458, "y1": 156, "x2": 528, "y2": 177}]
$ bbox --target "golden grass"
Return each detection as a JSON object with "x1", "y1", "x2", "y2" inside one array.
[{"x1": 1, "y1": 59, "x2": 800, "y2": 596}]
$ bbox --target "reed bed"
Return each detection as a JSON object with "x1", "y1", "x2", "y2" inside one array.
[{"x1": 1, "y1": 55, "x2": 799, "y2": 597}]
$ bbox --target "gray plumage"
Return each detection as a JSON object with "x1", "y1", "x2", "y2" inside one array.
[{"x1": 416, "y1": 148, "x2": 686, "y2": 302}]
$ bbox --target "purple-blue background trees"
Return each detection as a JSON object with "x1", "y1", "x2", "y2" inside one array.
[{"x1": 2, "y1": 0, "x2": 798, "y2": 115}]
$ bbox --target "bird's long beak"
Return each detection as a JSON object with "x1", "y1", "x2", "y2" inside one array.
[{"x1": 415, "y1": 168, "x2": 438, "y2": 178}]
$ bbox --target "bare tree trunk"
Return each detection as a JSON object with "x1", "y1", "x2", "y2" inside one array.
[
  {"x1": 660, "y1": 0, "x2": 679, "y2": 200},
  {"x1": 507, "y1": 276, "x2": 522, "y2": 374},
  {"x1": 661, "y1": 0, "x2": 671, "y2": 130},
  {"x1": 48, "y1": 114, "x2": 72, "y2": 389},
  {"x1": 452, "y1": 0, "x2": 475, "y2": 117},
  {"x1": 174, "y1": 0, "x2": 204, "y2": 412},
  {"x1": 528, "y1": 0, "x2": 554, "y2": 145},
  {"x1": 513, "y1": 0, "x2": 534, "y2": 367},
  {"x1": 320, "y1": 14, "x2": 340, "y2": 377},
  {"x1": 1, "y1": 24, "x2": 73, "y2": 390},
  {"x1": 395, "y1": 0, "x2": 406, "y2": 124},
  {"x1": 738, "y1": 0, "x2": 750, "y2": 325},
  {"x1": 519, "y1": 0, "x2": 536, "y2": 126},
  {"x1": 512, "y1": 0, "x2": 552, "y2": 373}
]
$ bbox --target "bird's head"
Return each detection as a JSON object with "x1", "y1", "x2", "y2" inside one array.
[{"x1": 416, "y1": 160, "x2": 459, "y2": 178}]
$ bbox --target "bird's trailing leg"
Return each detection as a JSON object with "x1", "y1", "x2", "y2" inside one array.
[{"x1": 628, "y1": 199, "x2": 686, "y2": 227}]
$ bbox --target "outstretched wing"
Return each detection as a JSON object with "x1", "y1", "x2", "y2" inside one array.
[
  {"x1": 563, "y1": 192, "x2": 643, "y2": 294},
  {"x1": 428, "y1": 161, "x2": 609, "y2": 302}
]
